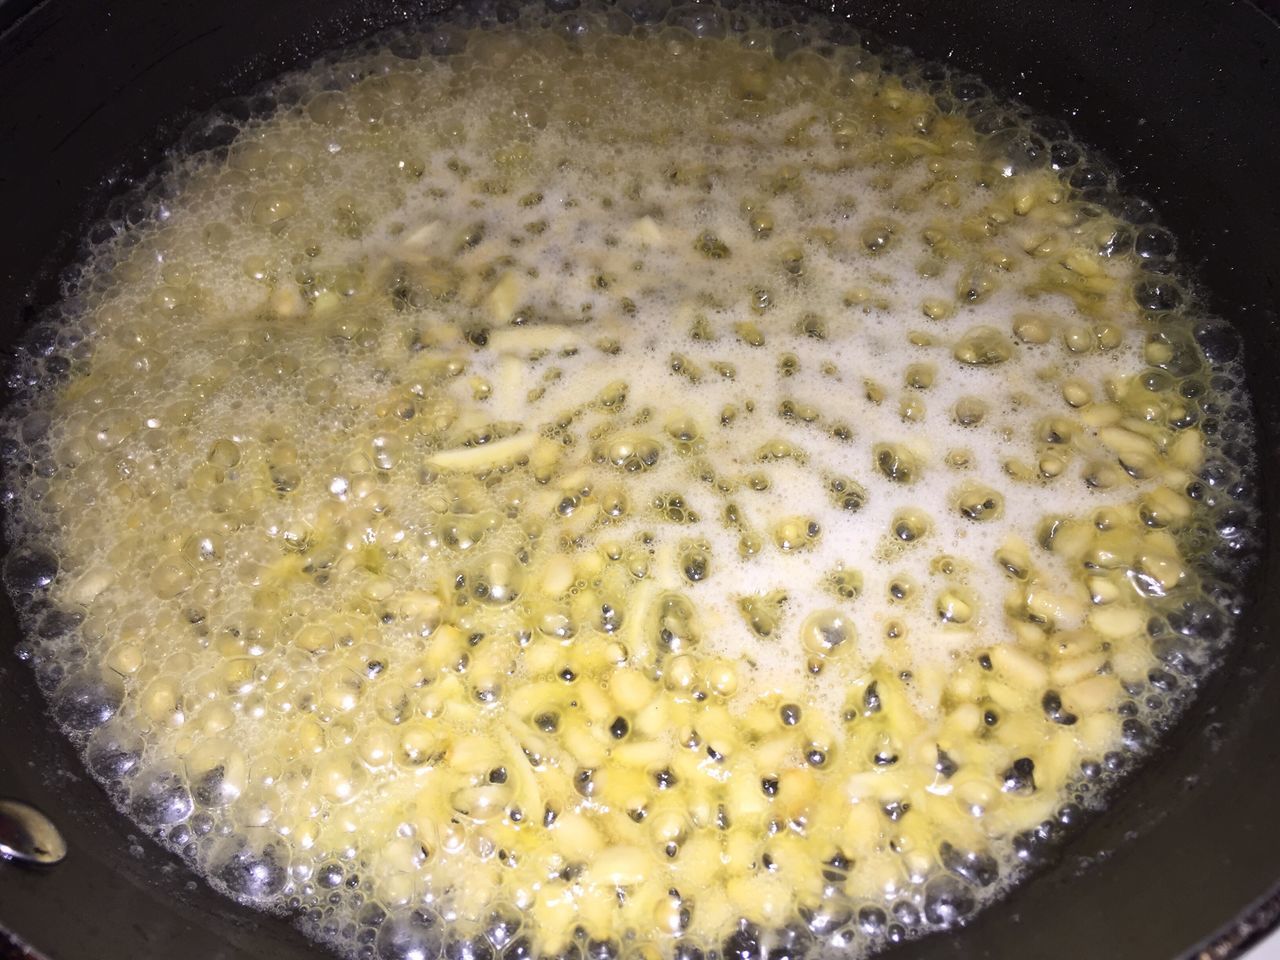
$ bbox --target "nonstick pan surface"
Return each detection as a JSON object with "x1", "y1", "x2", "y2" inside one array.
[{"x1": 1, "y1": 1, "x2": 1279, "y2": 958}]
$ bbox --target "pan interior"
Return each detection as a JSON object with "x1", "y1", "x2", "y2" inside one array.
[{"x1": 0, "y1": 1, "x2": 1264, "y2": 960}]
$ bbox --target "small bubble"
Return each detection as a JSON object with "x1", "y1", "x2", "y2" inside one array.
[
  {"x1": 131, "y1": 768, "x2": 194, "y2": 826},
  {"x1": 216, "y1": 841, "x2": 289, "y2": 901},
  {"x1": 940, "y1": 842, "x2": 999, "y2": 886},
  {"x1": 722, "y1": 921, "x2": 762, "y2": 960},
  {"x1": 857, "y1": 907, "x2": 887, "y2": 936},
  {"x1": 87, "y1": 723, "x2": 144, "y2": 781},
  {"x1": 1134, "y1": 225, "x2": 1176, "y2": 260},
  {"x1": 1194, "y1": 320, "x2": 1242, "y2": 363},
  {"x1": 445, "y1": 936, "x2": 495, "y2": 960},
  {"x1": 923, "y1": 875, "x2": 976, "y2": 926},
  {"x1": 54, "y1": 671, "x2": 123, "y2": 731},
  {"x1": 377, "y1": 910, "x2": 445, "y2": 960},
  {"x1": 3, "y1": 544, "x2": 59, "y2": 593},
  {"x1": 1133, "y1": 278, "x2": 1183, "y2": 312}
]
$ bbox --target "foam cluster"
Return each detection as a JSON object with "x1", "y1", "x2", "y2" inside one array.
[{"x1": 0, "y1": 3, "x2": 1257, "y2": 960}]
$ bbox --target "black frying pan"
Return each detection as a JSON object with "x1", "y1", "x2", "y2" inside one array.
[{"x1": 1, "y1": 1, "x2": 1279, "y2": 958}]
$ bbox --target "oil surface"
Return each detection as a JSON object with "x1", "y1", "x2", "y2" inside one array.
[{"x1": 0, "y1": 3, "x2": 1257, "y2": 959}]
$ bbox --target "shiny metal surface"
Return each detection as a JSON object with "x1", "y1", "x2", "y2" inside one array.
[{"x1": 0, "y1": 800, "x2": 66, "y2": 867}]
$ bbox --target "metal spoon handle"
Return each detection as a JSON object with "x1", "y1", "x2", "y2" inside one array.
[{"x1": 0, "y1": 800, "x2": 66, "y2": 866}]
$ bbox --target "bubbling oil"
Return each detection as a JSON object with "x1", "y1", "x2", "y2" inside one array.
[{"x1": 0, "y1": 2, "x2": 1258, "y2": 959}]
